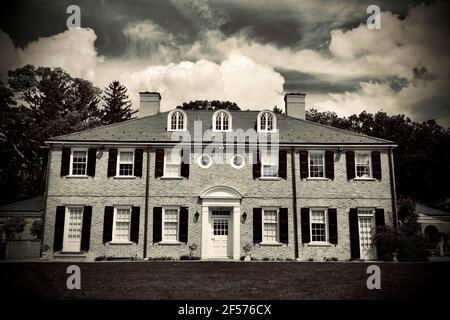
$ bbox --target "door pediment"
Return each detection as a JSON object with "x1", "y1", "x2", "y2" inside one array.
[{"x1": 200, "y1": 186, "x2": 242, "y2": 200}]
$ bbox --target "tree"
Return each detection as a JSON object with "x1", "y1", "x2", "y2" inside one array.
[
  {"x1": 272, "y1": 106, "x2": 283, "y2": 114},
  {"x1": 178, "y1": 100, "x2": 240, "y2": 110},
  {"x1": 30, "y1": 219, "x2": 43, "y2": 239},
  {"x1": 0, "y1": 65, "x2": 102, "y2": 204},
  {"x1": 3, "y1": 217, "x2": 26, "y2": 240},
  {"x1": 101, "y1": 80, "x2": 134, "y2": 125},
  {"x1": 397, "y1": 196, "x2": 419, "y2": 236}
]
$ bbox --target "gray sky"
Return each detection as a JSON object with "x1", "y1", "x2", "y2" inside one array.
[{"x1": 1, "y1": 0, "x2": 449, "y2": 126}]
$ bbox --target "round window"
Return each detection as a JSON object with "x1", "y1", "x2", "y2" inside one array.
[
  {"x1": 197, "y1": 153, "x2": 213, "y2": 168},
  {"x1": 230, "y1": 154, "x2": 245, "y2": 169}
]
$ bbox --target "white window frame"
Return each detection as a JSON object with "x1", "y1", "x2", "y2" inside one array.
[
  {"x1": 261, "y1": 150, "x2": 279, "y2": 178},
  {"x1": 355, "y1": 151, "x2": 372, "y2": 179},
  {"x1": 212, "y1": 110, "x2": 232, "y2": 132},
  {"x1": 257, "y1": 111, "x2": 277, "y2": 133},
  {"x1": 309, "y1": 208, "x2": 329, "y2": 244},
  {"x1": 308, "y1": 151, "x2": 325, "y2": 178},
  {"x1": 163, "y1": 148, "x2": 182, "y2": 177},
  {"x1": 116, "y1": 149, "x2": 135, "y2": 177},
  {"x1": 69, "y1": 148, "x2": 88, "y2": 176},
  {"x1": 167, "y1": 110, "x2": 187, "y2": 131},
  {"x1": 112, "y1": 206, "x2": 132, "y2": 243},
  {"x1": 162, "y1": 206, "x2": 180, "y2": 243},
  {"x1": 261, "y1": 207, "x2": 280, "y2": 244}
]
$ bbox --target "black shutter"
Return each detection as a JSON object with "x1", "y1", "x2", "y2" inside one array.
[
  {"x1": 253, "y1": 208, "x2": 262, "y2": 244},
  {"x1": 134, "y1": 149, "x2": 144, "y2": 177},
  {"x1": 87, "y1": 148, "x2": 97, "y2": 177},
  {"x1": 328, "y1": 208, "x2": 338, "y2": 245},
  {"x1": 372, "y1": 151, "x2": 382, "y2": 180},
  {"x1": 80, "y1": 206, "x2": 92, "y2": 251},
  {"x1": 301, "y1": 208, "x2": 310, "y2": 244},
  {"x1": 375, "y1": 208, "x2": 385, "y2": 227},
  {"x1": 179, "y1": 207, "x2": 189, "y2": 243},
  {"x1": 325, "y1": 151, "x2": 334, "y2": 180},
  {"x1": 53, "y1": 206, "x2": 65, "y2": 252},
  {"x1": 279, "y1": 208, "x2": 289, "y2": 244},
  {"x1": 155, "y1": 149, "x2": 164, "y2": 178},
  {"x1": 181, "y1": 149, "x2": 190, "y2": 178},
  {"x1": 60, "y1": 147, "x2": 71, "y2": 176},
  {"x1": 279, "y1": 150, "x2": 287, "y2": 179},
  {"x1": 349, "y1": 208, "x2": 360, "y2": 259},
  {"x1": 102, "y1": 206, "x2": 114, "y2": 243},
  {"x1": 153, "y1": 207, "x2": 162, "y2": 243},
  {"x1": 130, "y1": 206, "x2": 140, "y2": 243},
  {"x1": 299, "y1": 150, "x2": 308, "y2": 179},
  {"x1": 253, "y1": 149, "x2": 261, "y2": 179},
  {"x1": 346, "y1": 151, "x2": 355, "y2": 180},
  {"x1": 107, "y1": 149, "x2": 118, "y2": 177}
]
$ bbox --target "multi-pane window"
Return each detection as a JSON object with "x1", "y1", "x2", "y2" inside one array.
[
  {"x1": 67, "y1": 208, "x2": 83, "y2": 239},
  {"x1": 114, "y1": 207, "x2": 131, "y2": 241},
  {"x1": 310, "y1": 209, "x2": 327, "y2": 242},
  {"x1": 163, "y1": 208, "x2": 179, "y2": 241},
  {"x1": 164, "y1": 149, "x2": 181, "y2": 177},
  {"x1": 118, "y1": 151, "x2": 134, "y2": 176},
  {"x1": 170, "y1": 110, "x2": 185, "y2": 131},
  {"x1": 263, "y1": 209, "x2": 278, "y2": 242},
  {"x1": 259, "y1": 112, "x2": 275, "y2": 132},
  {"x1": 261, "y1": 151, "x2": 278, "y2": 177},
  {"x1": 355, "y1": 152, "x2": 372, "y2": 178},
  {"x1": 214, "y1": 111, "x2": 231, "y2": 131},
  {"x1": 309, "y1": 152, "x2": 325, "y2": 178},
  {"x1": 71, "y1": 150, "x2": 87, "y2": 175}
]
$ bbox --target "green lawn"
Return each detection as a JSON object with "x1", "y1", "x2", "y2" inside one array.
[{"x1": 0, "y1": 261, "x2": 447, "y2": 300}]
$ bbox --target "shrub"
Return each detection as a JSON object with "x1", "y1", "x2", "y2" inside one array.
[
  {"x1": 180, "y1": 255, "x2": 200, "y2": 260},
  {"x1": 147, "y1": 256, "x2": 174, "y2": 261},
  {"x1": 331, "y1": 257, "x2": 338, "y2": 261},
  {"x1": 30, "y1": 220, "x2": 43, "y2": 239},
  {"x1": 373, "y1": 226, "x2": 427, "y2": 262}
]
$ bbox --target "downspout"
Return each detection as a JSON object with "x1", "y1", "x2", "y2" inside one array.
[
  {"x1": 143, "y1": 146, "x2": 150, "y2": 259},
  {"x1": 40, "y1": 146, "x2": 52, "y2": 257},
  {"x1": 388, "y1": 147, "x2": 398, "y2": 231},
  {"x1": 291, "y1": 147, "x2": 299, "y2": 260}
]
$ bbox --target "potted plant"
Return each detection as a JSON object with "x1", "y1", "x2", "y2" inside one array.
[
  {"x1": 243, "y1": 242, "x2": 252, "y2": 261},
  {"x1": 189, "y1": 243, "x2": 198, "y2": 257}
]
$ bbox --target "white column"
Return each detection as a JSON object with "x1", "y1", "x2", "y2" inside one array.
[
  {"x1": 201, "y1": 205, "x2": 209, "y2": 259},
  {"x1": 232, "y1": 206, "x2": 241, "y2": 260}
]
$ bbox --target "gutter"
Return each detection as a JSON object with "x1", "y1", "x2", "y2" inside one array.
[
  {"x1": 291, "y1": 147, "x2": 299, "y2": 260},
  {"x1": 41, "y1": 146, "x2": 52, "y2": 257},
  {"x1": 143, "y1": 145, "x2": 150, "y2": 259},
  {"x1": 388, "y1": 147, "x2": 398, "y2": 230}
]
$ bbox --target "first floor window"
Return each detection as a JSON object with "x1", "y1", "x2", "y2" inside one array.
[
  {"x1": 263, "y1": 209, "x2": 278, "y2": 242},
  {"x1": 261, "y1": 151, "x2": 278, "y2": 177},
  {"x1": 118, "y1": 151, "x2": 134, "y2": 176},
  {"x1": 355, "y1": 152, "x2": 371, "y2": 178},
  {"x1": 163, "y1": 207, "x2": 179, "y2": 241},
  {"x1": 164, "y1": 149, "x2": 181, "y2": 177},
  {"x1": 71, "y1": 150, "x2": 87, "y2": 175},
  {"x1": 114, "y1": 207, "x2": 131, "y2": 241},
  {"x1": 309, "y1": 151, "x2": 325, "y2": 178},
  {"x1": 310, "y1": 209, "x2": 327, "y2": 242}
]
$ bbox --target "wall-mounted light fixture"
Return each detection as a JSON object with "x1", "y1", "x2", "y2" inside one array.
[
  {"x1": 194, "y1": 211, "x2": 200, "y2": 222},
  {"x1": 242, "y1": 211, "x2": 247, "y2": 222},
  {"x1": 338, "y1": 147, "x2": 345, "y2": 153}
]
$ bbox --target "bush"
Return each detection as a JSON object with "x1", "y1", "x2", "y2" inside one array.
[
  {"x1": 373, "y1": 226, "x2": 427, "y2": 262},
  {"x1": 180, "y1": 255, "x2": 200, "y2": 260},
  {"x1": 30, "y1": 220, "x2": 43, "y2": 239}
]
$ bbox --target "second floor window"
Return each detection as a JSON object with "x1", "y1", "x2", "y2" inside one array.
[
  {"x1": 118, "y1": 151, "x2": 134, "y2": 176},
  {"x1": 261, "y1": 151, "x2": 278, "y2": 177},
  {"x1": 355, "y1": 152, "x2": 372, "y2": 178},
  {"x1": 309, "y1": 151, "x2": 325, "y2": 178},
  {"x1": 164, "y1": 149, "x2": 181, "y2": 177},
  {"x1": 71, "y1": 150, "x2": 87, "y2": 176}
]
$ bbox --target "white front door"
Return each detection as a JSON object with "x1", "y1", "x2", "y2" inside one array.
[
  {"x1": 358, "y1": 214, "x2": 376, "y2": 260},
  {"x1": 211, "y1": 210, "x2": 230, "y2": 258},
  {"x1": 63, "y1": 207, "x2": 84, "y2": 252}
]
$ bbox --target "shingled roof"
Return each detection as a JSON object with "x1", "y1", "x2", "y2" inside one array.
[{"x1": 47, "y1": 110, "x2": 395, "y2": 145}]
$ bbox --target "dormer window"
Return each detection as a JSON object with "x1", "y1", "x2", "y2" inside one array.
[
  {"x1": 257, "y1": 111, "x2": 276, "y2": 132},
  {"x1": 213, "y1": 110, "x2": 232, "y2": 132},
  {"x1": 168, "y1": 110, "x2": 187, "y2": 131}
]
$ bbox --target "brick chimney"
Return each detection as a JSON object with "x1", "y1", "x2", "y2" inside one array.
[
  {"x1": 284, "y1": 93, "x2": 305, "y2": 120},
  {"x1": 138, "y1": 92, "x2": 161, "y2": 117}
]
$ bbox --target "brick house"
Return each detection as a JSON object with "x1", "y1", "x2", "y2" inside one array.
[{"x1": 42, "y1": 92, "x2": 397, "y2": 261}]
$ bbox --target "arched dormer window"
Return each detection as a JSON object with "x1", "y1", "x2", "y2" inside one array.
[
  {"x1": 257, "y1": 111, "x2": 276, "y2": 132},
  {"x1": 213, "y1": 110, "x2": 232, "y2": 132},
  {"x1": 168, "y1": 110, "x2": 187, "y2": 131}
]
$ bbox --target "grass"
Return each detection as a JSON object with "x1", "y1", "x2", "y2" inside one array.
[{"x1": 0, "y1": 261, "x2": 447, "y2": 300}]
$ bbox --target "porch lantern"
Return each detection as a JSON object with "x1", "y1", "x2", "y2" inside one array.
[
  {"x1": 242, "y1": 211, "x2": 247, "y2": 222},
  {"x1": 194, "y1": 211, "x2": 200, "y2": 222}
]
